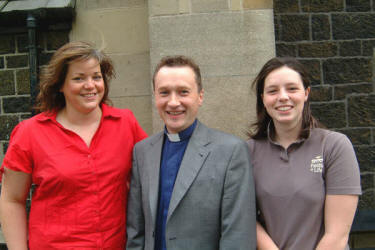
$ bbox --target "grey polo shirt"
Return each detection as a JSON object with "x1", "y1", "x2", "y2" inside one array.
[{"x1": 247, "y1": 128, "x2": 362, "y2": 250}]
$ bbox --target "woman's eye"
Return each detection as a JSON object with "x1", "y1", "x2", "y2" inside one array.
[{"x1": 93, "y1": 75, "x2": 103, "y2": 80}]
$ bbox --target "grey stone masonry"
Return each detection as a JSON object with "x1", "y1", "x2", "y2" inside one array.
[{"x1": 274, "y1": 0, "x2": 375, "y2": 247}]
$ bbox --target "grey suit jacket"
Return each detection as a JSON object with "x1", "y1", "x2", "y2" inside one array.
[{"x1": 126, "y1": 121, "x2": 256, "y2": 250}]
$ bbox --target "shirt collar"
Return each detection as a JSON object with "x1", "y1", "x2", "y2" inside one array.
[
  {"x1": 164, "y1": 119, "x2": 197, "y2": 142},
  {"x1": 267, "y1": 121, "x2": 310, "y2": 146},
  {"x1": 35, "y1": 103, "x2": 120, "y2": 122}
]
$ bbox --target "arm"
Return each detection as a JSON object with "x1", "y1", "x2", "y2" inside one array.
[
  {"x1": 0, "y1": 167, "x2": 31, "y2": 250},
  {"x1": 315, "y1": 194, "x2": 358, "y2": 250},
  {"x1": 220, "y1": 141, "x2": 256, "y2": 249},
  {"x1": 256, "y1": 222, "x2": 279, "y2": 250},
  {"x1": 126, "y1": 146, "x2": 145, "y2": 250}
]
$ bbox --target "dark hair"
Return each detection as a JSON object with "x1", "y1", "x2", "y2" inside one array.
[
  {"x1": 152, "y1": 55, "x2": 202, "y2": 92},
  {"x1": 249, "y1": 57, "x2": 321, "y2": 139},
  {"x1": 35, "y1": 41, "x2": 115, "y2": 113}
]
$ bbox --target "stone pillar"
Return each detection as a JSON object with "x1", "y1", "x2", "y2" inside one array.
[
  {"x1": 70, "y1": 0, "x2": 153, "y2": 133},
  {"x1": 149, "y1": 0, "x2": 275, "y2": 138}
]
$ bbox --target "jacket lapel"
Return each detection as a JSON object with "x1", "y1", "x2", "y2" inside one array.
[
  {"x1": 147, "y1": 132, "x2": 164, "y2": 226},
  {"x1": 167, "y1": 122, "x2": 211, "y2": 221}
]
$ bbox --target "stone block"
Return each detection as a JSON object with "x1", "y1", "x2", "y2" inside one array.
[
  {"x1": 191, "y1": 0, "x2": 228, "y2": 13},
  {"x1": 339, "y1": 40, "x2": 361, "y2": 56},
  {"x1": 0, "y1": 115, "x2": 19, "y2": 140},
  {"x1": 358, "y1": 189, "x2": 375, "y2": 210},
  {"x1": 362, "y1": 39, "x2": 375, "y2": 56},
  {"x1": 310, "y1": 102, "x2": 346, "y2": 128},
  {"x1": 348, "y1": 94, "x2": 375, "y2": 127},
  {"x1": 179, "y1": 0, "x2": 190, "y2": 13},
  {"x1": 3, "y1": 97, "x2": 31, "y2": 113},
  {"x1": 16, "y1": 34, "x2": 31, "y2": 53},
  {"x1": 274, "y1": 0, "x2": 299, "y2": 13},
  {"x1": 3, "y1": 142, "x2": 9, "y2": 155},
  {"x1": 346, "y1": 0, "x2": 371, "y2": 12},
  {"x1": 276, "y1": 43, "x2": 296, "y2": 57},
  {"x1": 150, "y1": 10, "x2": 275, "y2": 78},
  {"x1": 242, "y1": 0, "x2": 273, "y2": 9},
  {"x1": 323, "y1": 58, "x2": 371, "y2": 84},
  {"x1": 108, "y1": 52, "x2": 151, "y2": 97},
  {"x1": 149, "y1": 0, "x2": 179, "y2": 16},
  {"x1": 39, "y1": 52, "x2": 54, "y2": 66},
  {"x1": 0, "y1": 57, "x2": 3, "y2": 69},
  {"x1": 334, "y1": 83, "x2": 373, "y2": 99},
  {"x1": 0, "y1": 35, "x2": 15, "y2": 55},
  {"x1": 360, "y1": 174, "x2": 374, "y2": 194},
  {"x1": 310, "y1": 85, "x2": 332, "y2": 102},
  {"x1": 111, "y1": 95, "x2": 152, "y2": 135},
  {"x1": 0, "y1": 70, "x2": 15, "y2": 96},
  {"x1": 301, "y1": 0, "x2": 343, "y2": 12},
  {"x1": 230, "y1": 0, "x2": 242, "y2": 11},
  {"x1": 299, "y1": 59, "x2": 321, "y2": 85},
  {"x1": 197, "y1": 75, "x2": 256, "y2": 139},
  {"x1": 46, "y1": 31, "x2": 69, "y2": 51},
  {"x1": 16, "y1": 69, "x2": 30, "y2": 95},
  {"x1": 332, "y1": 13, "x2": 375, "y2": 40},
  {"x1": 77, "y1": 0, "x2": 146, "y2": 10},
  {"x1": 336, "y1": 128, "x2": 371, "y2": 145},
  {"x1": 71, "y1": 6, "x2": 149, "y2": 55},
  {"x1": 355, "y1": 145, "x2": 375, "y2": 172},
  {"x1": 6, "y1": 55, "x2": 28, "y2": 68},
  {"x1": 279, "y1": 14, "x2": 310, "y2": 42},
  {"x1": 312, "y1": 14, "x2": 330, "y2": 41},
  {"x1": 298, "y1": 42, "x2": 337, "y2": 58},
  {"x1": 274, "y1": 16, "x2": 280, "y2": 41}
]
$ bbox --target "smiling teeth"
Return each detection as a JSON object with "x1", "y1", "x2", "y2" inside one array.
[
  {"x1": 277, "y1": 106, "x2": 291, "y2": 111},
  {"x1": 83, "y1": 93, "x2": 95, "y2": 97},
  {"x1": 168, "y1": 111, "x2": 183, "y2": 115}
]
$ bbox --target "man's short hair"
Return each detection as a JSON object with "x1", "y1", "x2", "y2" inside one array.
[{"x1": 152, "y1": 55, "x2": 202, "y2": 92}]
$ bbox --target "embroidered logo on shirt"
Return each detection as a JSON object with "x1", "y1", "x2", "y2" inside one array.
[{"x1": 310, "y1": 155, "x2": 323, "y2": 173}]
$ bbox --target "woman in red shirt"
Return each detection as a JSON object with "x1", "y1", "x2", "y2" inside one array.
[{"x1": 0, "y1": 41, "x2": 147, "y2": 249}]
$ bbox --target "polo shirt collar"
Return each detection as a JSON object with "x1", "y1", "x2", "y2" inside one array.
[
  {"x1": 266, "y1": 121, "x2": 309, "y2": 147},
  {"x1": 35, "y1": 103, "x2": 120, "y2": 122},
  {"x1": 164, "y1": 119, "x2": 197, "y2": 142}
]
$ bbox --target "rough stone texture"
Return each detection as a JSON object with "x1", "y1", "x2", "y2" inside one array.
[
  {"x1": 0, "y1": 35, "x2": 15, "y2": 55},
  {"x1": 311, "y1": 14, "x2": 331, "y2": 41},
  {"x1": 362, "y1": 39, "x2": 375, "y2": 56},
  {"x1": 3, "y1": 97, "x2": 31, "y2": 113},
  {"x1": 191, "y1": 0, "x2": 228, "y2": 13},
  {"x1": 348, "y1": 94, "x2": 375, "y2": 127},
  {"x1": 39, "y1": 52, "x2": 54, "y2": 66},
  {"x1": 16, "y1": 69, "x2": 30, "y2": 95},
  {"x1": 358, "y1": 188, "x2": 375, "y2": 210},
  {"x1": 310, "y1": 85, "x2": 332, "y2": 101},
  {"x1": 298, "y1": 42, "x2": 337, "y2": 57},
  {"x1": 276, "y1": 43, "x2": 296, "y2": 57},
  {"x1": 6, "y1": 55, "x2": 28, "y2": 68},
  {"x1": 0, "y1": 115, "x2": 19, "y2": 140},
  {"x1": 279, "y1": 15, "x2": 310, "y2": 42},
  {"x1": 323, "y1": 58, "x2": 372, "y2": 84},
  {"x1": 16, "y1": 34, "x2": 28, "y2": 53},
  {"x1": 149, "y1": 0, "x2": 179, "y2": 15},
  {"x1": 274, "y1": 16, "x2": 280, "y2": 41},
  {"x1": 242, "y1": 0, "x2": 273, "y2": 9},
  {"x1": 346, "y1": 0, "x2": 371, "y2": 12},
  {"x1": 310, "y1": 102, "x2": 346, "y2": 128},
  {"x1": 0, "y1": 70, "x2": 15, "y2": 96},
  {"x1": 355, "y1": 146, "x2": 375, "y2": 172},
  {"x1": 230, "y1": 0, "x2": 242, "y2": 11},
  {"x1": 301, "y1": 0, "x2": 343, "y2": 12},
  {"x1": 339, "y1": 40, "x2": 361, "y2": 56},
  {"x1": 76, "y1": 0, "x2": 146, "y2": 9},
  {"x1": 360, "y1": 173, "x2": 374, "y2": 194},
  {"x1": 350, "y1": 230, "x2": 375, "y2": 247},
  {"x1": 332, "y1": 14, "x2": 375, "y2": 40},
  {"x1": 0, "y1": 57, "x2": 3, "y2": 69},
  {"x1": 334, "y1": 83, "x2": 373, "y2": 99},
  {"x1": 299, "y1": 59, "x2": 321, "y2": 85},
  {"x1": 46, "y1": 31, "x2": 69, "y2": 51},
  {"x1": 274, "y1": 0, "x2": 299, "y2": 13},
  {"x1": 336, "y1": 128, "x2": 372, "y2": 145}
]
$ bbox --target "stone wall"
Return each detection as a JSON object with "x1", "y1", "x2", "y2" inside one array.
[
  {"x1": 0, "y1": 30, "x2": 69, "y2": 163},
  {"x1": 273, "y1": 0, "x2": 375, "y2": 247}
]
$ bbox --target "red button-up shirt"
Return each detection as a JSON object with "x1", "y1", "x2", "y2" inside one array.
[{"x1": 1, "y1": 104, "x2": 147, "y2": 249}]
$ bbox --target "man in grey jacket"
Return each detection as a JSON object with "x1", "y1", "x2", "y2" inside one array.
[{"x1": 126, "y1": 55, "x2": 256, "y2": 250}]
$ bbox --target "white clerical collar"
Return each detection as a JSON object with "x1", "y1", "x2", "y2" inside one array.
[{"x1": 166, "y1": 133, "x2": 180, "y2": 142}]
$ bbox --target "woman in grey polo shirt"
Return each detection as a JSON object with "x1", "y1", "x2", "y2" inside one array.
[{"x1": 247, "y1": 57, "x2": 361, "y2": 250}]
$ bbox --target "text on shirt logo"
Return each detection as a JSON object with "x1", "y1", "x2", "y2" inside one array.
[{"x1": 310, "y1": 155, "x2": 323, "y2": 173}]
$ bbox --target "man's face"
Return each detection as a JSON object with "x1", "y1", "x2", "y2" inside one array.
[{"x1": 154, "y1": 66, "x2": 204, "y2": 134}]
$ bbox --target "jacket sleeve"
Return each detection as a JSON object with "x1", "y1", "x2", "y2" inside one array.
[
  {"x1": 219, "y1": 140, "x2": 257, "y2": 250},
  {"x1": 126, "y1": 146, "x2": 145, "y2": 250}
]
